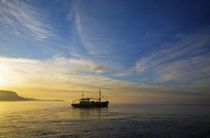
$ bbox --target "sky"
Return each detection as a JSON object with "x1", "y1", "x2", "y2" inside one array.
[{"x1": 0, "y1": 0, "x2": 210, "y2": 104}]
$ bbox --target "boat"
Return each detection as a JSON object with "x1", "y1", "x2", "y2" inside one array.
[{"x1": 71, "y1": 90, "x2": 109, "y2": 108}]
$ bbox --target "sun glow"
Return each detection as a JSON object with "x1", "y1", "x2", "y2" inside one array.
[
  {"x1": 0, "y1": 61, "x2": 23, "y2": 88},
  {"x1": 0, "y1": 64, "x2": 9, "y2": 87}
]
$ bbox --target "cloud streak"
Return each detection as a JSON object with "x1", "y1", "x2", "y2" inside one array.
[
  {"x1": 135, "y1": 30, "x2": 210, "y2": 84},
  {"x1": 70, "y1": 1, "x2": 122, "y2": 57},
  {"x1": 69, "y1": 58, "x2": 109, "y2": 73},
  {"x1": 0, "y1": 56, "x2": 110, "y2": 88},
  {"x1": 1, "y1": 56, "x2": 210, "y2": 104},
  {"x1": 73, "y1": 8, "x2": 108, "y2": 56},
  {"x1": 0, "y1": 0, "x2": 54, "y2": 40}
]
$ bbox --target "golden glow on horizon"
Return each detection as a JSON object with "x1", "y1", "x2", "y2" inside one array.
[{"x1": 0, "y1": 56, "x2": 209, "y2": 104}]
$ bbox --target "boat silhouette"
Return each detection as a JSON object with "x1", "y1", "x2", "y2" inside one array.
[{"x1": 71, "y1": 90, "x2": 109, "y2": 108}]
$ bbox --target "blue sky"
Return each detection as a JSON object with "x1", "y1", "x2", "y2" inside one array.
[{"x1": 0, "y1": 0, "x2": 210, "y2": 103}]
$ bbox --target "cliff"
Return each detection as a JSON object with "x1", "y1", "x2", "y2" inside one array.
[
  {"x1": 0, "y1": 90, "x2": 63, "y2": 101},
  {"x1": 0, "y1": 90, "x2": 32, "y2": 101}
]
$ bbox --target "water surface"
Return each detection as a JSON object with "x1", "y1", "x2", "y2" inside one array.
[{"x1": 0, "y1": 102, "x2": 210, "y2": 137}]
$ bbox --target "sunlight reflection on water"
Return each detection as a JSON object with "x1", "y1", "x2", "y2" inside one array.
[{"x1": 0, "y1": 102, "x2": 210, "y2": 137}]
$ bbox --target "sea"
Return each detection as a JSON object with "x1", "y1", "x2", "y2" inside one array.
[{"x1": 0, "y1": 101, "x2": 210, "y2": 138}]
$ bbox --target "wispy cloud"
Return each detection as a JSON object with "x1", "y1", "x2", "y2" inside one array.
[
  {"x1": 0, "y1": 0, "x2": 54, "y2": 40},
  {"x1": 69, "y1": 58, "x2": 109, "y2": 73},
  {"x1": 135, "y1": 30, "x2": 210, "y2": 84},
  {"x1": 1, "y1": 56, "x2": 210, "y2": 104},
  {"x1": 73, "y1": 9, "x2": 107, "y2": 56},
  {"x1": 69, "y1": 1, "x2": 120, "y2": 57},
  {"x1": 0, "y1": 56, "x2": 110, "y2": 87}
]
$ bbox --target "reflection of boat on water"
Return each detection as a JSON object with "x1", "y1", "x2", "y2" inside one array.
[
  {"x1": 72, "y1": 108, "x2": 107, "y2": 120},
  {"x1": 71, "y1": 90, "x2": 109, "y2": 108}
]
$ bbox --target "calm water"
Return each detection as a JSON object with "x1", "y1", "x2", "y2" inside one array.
[{"x1": 0, "y1": 102, "x2": 210, "y2": 137}]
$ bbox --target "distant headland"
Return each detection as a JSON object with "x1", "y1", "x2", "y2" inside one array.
[{"x1": 0, "y1": 90, "x2": 63, "y2": 101}]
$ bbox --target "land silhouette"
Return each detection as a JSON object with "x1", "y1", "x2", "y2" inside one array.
[{"x1": 0, "y1": 90, "x2": 63, "y2": 101}]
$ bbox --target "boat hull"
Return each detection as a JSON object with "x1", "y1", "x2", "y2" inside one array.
[{"x1": 72, "y1": 101, "x2": 109, "y2": 108}]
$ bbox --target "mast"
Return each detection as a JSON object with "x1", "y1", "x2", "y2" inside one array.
[
  {"x1": 82, "y1": 89, "x2": 84, "y2": 99},
  {"x1": 99, "y1": 90, "x2": 101, "y2": 102}
]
